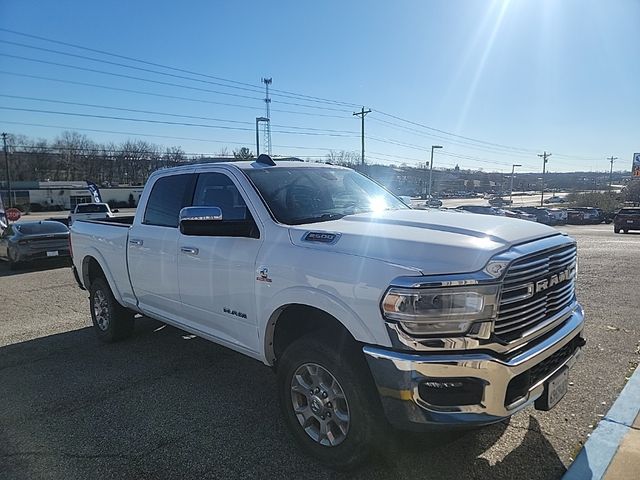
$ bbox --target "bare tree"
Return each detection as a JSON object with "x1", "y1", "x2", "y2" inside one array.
[{"x1": 233, "y1": 147, "x2": 254, "y2": 160}]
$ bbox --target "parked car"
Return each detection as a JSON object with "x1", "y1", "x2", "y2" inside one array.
[
  {"x1": 614, "y1": 207, "x2": 640, "y2": 233},
  {"x1": 0, "y1": 220, "x2": 70, "y2": 269},
  {"x1": 426, "y1": 198, "x2": 443, "y2": 208},
  {"x1": 488, "y1": 196, "x2": 512, "y2": 207},
  {"x1": 70, "y1": 158, "x2": 585, "y2": 468},
  {"x1": 68, "y1": 202, "x2": 115, "y2": 226},
  {"x1": 570, "y1": 207, "x2": 603, "y2": 225},
  {"x1": 506, "y1": 209, "x2": 538, "y2": 222},
  {"x1": 515, "y1": 207, "x2": 557, "y2": 225},
  {"x1": 455, "y1": 205, "x2": 504, "y2": 216},
  {"x1": 544, "y1": 196, "x2": 566, "y2": 204},
  {"x1": 566, "y1": 209, "x2": 586, "y2": 225},
  {"x1": 546, "y1": 208, "x2": 568, "y2": 225}
]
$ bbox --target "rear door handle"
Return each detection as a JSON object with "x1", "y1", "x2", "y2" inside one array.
[
  {"x1": 180, "y1": 246, "x2": 199, "y2": 255},
  {"x1": 129, "y1": 239, "x2": 144, "y2": 246}
]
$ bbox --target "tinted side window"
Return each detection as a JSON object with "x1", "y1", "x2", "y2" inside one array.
[
  {"x1": 193, "y1": 173, "x2": 249, "y2": 221},
  {"x1": 144, "y1": 174, "x2": 195, "y2": 227}
]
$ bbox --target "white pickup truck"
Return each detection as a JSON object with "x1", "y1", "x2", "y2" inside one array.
[
  {"x1": 68, "y1": 202, "x2": 114, "y2": 226},
  {"x1": 70, "y1": 156, "x2": 585, "y2": 468}
]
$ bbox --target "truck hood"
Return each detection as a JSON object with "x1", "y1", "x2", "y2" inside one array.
[{"x1": 288, "y1": 209, "x2": 561, "y2": 275}]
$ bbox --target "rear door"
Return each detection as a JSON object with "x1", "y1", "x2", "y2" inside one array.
[
  {"x1": 177, "y1": 170, "x2": 263, "y2": 354},
  {"x1": 128, "y1": 172, "x2": 196, "y2": 320}
]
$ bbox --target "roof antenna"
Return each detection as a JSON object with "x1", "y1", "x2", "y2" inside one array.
[{"x1": 256, "y1": 154, "x2": 276, "y2": 166}]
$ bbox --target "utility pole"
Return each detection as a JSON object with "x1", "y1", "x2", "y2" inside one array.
[
  {"x1": 427, "y1": 145, "x2": 443, "y2": 198},
  {"x1": 538, "y1": 151, "x2": 551, "y2": 206},
  {"x1": 608, "y1": 156, "x2": 618, "y2": 190},
  {"x1": 509, "y1": 164, "x2": 522, "y2": 203},
  {"x1": 261, "y1": 77, "x2": 272, "y2": 155},
  {"x1": 2, "y1": 132, "x2": 12, "y2": 208},
  {"x1": 353, "y1": 107, "x2": 371, "y2": 166}
]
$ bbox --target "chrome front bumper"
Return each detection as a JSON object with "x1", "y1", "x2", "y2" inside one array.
[{"x1": 363, "y1": 304, "x2": 585, "y2": 430}]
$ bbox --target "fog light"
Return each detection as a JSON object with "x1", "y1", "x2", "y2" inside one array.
[{"x1": 418, "y1": 377, "x2": 485, "y2": 407}]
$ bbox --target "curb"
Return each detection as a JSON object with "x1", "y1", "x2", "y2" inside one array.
[{"x1": 563, "y1": 363, "x2": 640, "y2": 479}]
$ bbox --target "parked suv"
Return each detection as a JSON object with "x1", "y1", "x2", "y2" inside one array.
[{"x1": 614, "y1": 207, "x2": 640, "y2": 233}]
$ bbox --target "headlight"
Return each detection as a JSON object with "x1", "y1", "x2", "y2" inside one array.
[{"x1": 382, "y1": 284, "x2": 500, "y2": 336}]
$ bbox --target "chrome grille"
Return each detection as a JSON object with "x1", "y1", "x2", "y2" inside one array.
[{"x1": 495, "y1": 243, "x2": 577, "y2": 342}]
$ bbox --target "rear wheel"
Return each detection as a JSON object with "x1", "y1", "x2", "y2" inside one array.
[
  {"x1": 8, "y1": 248, "x2": 21, "y2": 270},
  {"x1": 277, "y1": 334, "x2": 385, "y2": 470},
  {"x1": 89, "y1": 277, "x2": 134, "y2": 342}
]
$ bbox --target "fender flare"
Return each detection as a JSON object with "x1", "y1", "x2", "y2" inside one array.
[
  {"x1": 261, "y1": 286, "x2": 377, "y2": 365},
  {"x1": 81, "y1": 248, "x2": 127, "y2": 307}
]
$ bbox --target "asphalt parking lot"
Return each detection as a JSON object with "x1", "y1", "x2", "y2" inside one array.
[{"x1": 1, "y1": 224, "x2": 639, "y2": 479}]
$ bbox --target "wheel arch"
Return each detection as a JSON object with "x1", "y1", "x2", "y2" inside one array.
[{"x1": 80, "y1": 252, "x2": 126, "y2": 306}]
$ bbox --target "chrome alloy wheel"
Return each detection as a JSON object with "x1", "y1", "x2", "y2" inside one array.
[
  {"x1": 93, "y1": 289, "x2": 110, "y2": 331},
  {"x1": 290, "y1": 363, "x2": 350, "y2": 447}
]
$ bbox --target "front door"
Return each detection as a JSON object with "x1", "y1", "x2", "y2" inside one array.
[{"x1": 177, "y1": 171, "x2": 263, "y2": 354}]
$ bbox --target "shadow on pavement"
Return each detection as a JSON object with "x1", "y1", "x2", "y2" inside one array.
[
  {"x1": 0, "y1": 257, "x2": 72, "y2": 278},
  {"x1": 0, "y1": 319, "x2": 565, "y2": 479}
]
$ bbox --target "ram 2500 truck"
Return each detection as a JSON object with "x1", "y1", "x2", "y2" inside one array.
[{"x1": 70, "y1": 156, "x2": 585, "y2": 468}]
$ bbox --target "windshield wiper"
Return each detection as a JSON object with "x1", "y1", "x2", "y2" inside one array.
[{"x1": 289, "y1": 213, "x2": 346, "y2": 225}]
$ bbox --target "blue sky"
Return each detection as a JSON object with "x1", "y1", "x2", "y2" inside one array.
[{"x1": 1, "y1": 0, "x2": 638, "y2": 172}]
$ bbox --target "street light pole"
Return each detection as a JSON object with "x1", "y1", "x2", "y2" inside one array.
[
  {"x1": 255, "y1": 117, "x2": 269, "y2": 157},
  {"x1": 509, "y1": 164, "x2": 522, "y2": 203},
  {"x1": 427, "y1": 145, "x2": 443, "y2": 198}
]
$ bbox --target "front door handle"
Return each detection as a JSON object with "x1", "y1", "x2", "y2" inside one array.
[
  {"x1": 180, "y1": 246, "x2": 199, "y2": 255},
  {"x1": 129, "y1": 238, "x2": 144, "y2": 246}
]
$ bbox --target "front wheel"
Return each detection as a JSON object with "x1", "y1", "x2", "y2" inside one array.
[
  {"x1": 277, "y1": 334, "x2": 385, "y2": 470},
  {"x1": 614, "y1": 227, "x2": 620, "y2": 234},
  {"x1": 89, "y1": 277, "x2": 134, "y2": 342}
]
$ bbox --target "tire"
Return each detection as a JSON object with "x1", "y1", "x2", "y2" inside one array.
[
  {"x1": 614, "y1": 227, "x2": 620, "y2": 234},
  {"x1": 623, "y1": 229, "x2": 629, "y2": 234},
  {"x1": 277, "y1": 333, "x2": 385, "y2": 470},
  {"x1": 89, "y1": 277, "x2": 135, "y2": 342},
  {"x1": 8, "y1": 248, "x2": 21, "y2": 270}
]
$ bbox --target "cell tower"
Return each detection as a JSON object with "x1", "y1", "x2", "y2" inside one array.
[{"x1": 261, "y1": 77, "x2": 272, "y2": 155}]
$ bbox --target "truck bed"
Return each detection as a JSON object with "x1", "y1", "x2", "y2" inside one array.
[{"x1": 70, "y1": 216, "x2": 137, "y2": 308}]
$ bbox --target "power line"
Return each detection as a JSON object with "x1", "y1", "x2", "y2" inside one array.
[
  {"x1": 0, "y1": 38, "x2": 363, "y2": 110},
  {"x1": 0, "y1": 94, "x2": 359, "y2": 134},
  {"x1": 0, "y1": 106, "x2": 359, "y2": 138},
  {"x1": 0, "y1": 71, "x2": 351, "y2": 119},
  {"x1": 0, "y1": 120, "x2": 342, "y2": 153},
  {"x1": 0, "y1": 28, "x2": 604, "y2": 165},
  {"x1": 0, "y1": 53, "x2": 354, "y2": 113},
  {"x1": 0, "y1": 27, "x2": 361, "y2": 108}
]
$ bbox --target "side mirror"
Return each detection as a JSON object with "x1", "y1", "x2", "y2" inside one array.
[
  {"x1": 112, "y1": 208, "x2": 120, "y2": 213},
  {"x1": 179, "y1": 206, "x2": 258, "y2": 238},
  {"x1": 179, "y1": 206, "x2": 222, "y2": 235}
]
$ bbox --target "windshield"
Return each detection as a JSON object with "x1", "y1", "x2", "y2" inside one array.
[
  {"x1": 619, "y1": 209, "x2": 640, "y2": 215},
  {"x1": 16, "y1": 222, "x2": 69, "y2": 234},
  {"x1": 76, "y1": 204, "x2": 108, "y2": 213},
  {"x1": 245, "y1": 167, "x2": 408, "y2": 225}
]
